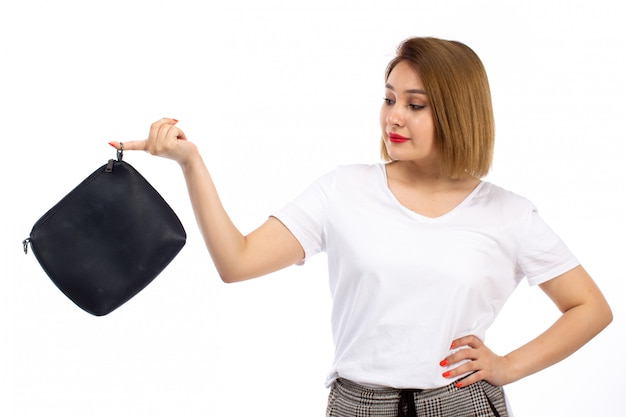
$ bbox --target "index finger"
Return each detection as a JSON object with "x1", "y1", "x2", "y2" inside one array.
[
  {"x1": 109, "y1": 140, "x2": 147, "y2": 151},
  {"x1": 452, "y1": 335, "x2": 483, "y2": 349}
]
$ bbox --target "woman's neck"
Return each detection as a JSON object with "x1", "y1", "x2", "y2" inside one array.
[{"x1": 389, "y1": 160, "x2": 476, "y2": 189}]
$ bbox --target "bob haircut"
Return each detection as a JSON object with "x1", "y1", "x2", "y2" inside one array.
[{"x1": 381, "y1": 37, "x2": 494, "y2": 179}]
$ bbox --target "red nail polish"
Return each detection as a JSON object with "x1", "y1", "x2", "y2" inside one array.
[
  {"x1": 172, "y1": 119, "x2": 179, "y2": 123},
  {"x1": 442, "y1": 371, "x2": 451, "y2": 378},
  {"x1": 439, "y1": 359, "x2": 448, "y2": 367},
  {"x1": 108, "y1": 141, "x2": 117, "y2": 148},
  {"x1": 455, "y1": 382, "x2": 463, "y2": 388},
  {"x1": 450, "y1": 342, "x2": 456, "y2": 349}
]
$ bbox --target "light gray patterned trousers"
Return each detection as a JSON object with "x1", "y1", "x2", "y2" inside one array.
[{"x1": 326, "y1": 377, "x2": 509, "y2": 417}]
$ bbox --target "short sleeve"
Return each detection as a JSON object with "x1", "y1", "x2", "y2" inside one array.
[
  {"x1": 272, "y1": 169, "x2": 336, "y2": 264},
  {"x1": 517, "y1": 207, "x2": 580, "y2": 286}
]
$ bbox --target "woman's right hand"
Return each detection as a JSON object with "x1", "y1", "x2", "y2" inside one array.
[{"x1": 110, "y1": 118, "x2": 198, "y2": 167}]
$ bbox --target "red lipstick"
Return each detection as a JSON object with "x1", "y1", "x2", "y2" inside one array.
[{"x1": 388, "y1": 132, "x2": 410, "y2": 143}]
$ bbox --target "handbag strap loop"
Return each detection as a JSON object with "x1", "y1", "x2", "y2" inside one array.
[{"x1": 117, "y1": 142, "x2": 124, "y2": 162}]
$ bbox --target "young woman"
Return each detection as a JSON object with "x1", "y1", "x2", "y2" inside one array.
[{"x1": 113, "y1": 37, "x2": 612, "y2": 417}]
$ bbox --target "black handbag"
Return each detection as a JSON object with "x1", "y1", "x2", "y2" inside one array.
[{"x1": 23, "y1": 145, "x2": 186, "y2": 316}]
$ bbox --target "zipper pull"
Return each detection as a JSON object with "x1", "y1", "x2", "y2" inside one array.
[
  {"x1": 23, "y1": 238, "x2": 31, "y2": 255},
  {"x1": 105, "y1": 141, "x2": 123, "y2": 173}
]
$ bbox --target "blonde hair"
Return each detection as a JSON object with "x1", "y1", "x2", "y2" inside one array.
[{"x1": 381, "y1": 37, "x2": 494, "y2": 179}]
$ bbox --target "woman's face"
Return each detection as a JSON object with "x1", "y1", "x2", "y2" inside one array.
[{"x1": 380, "y1": 61, "x2": 438, "y2": 166}]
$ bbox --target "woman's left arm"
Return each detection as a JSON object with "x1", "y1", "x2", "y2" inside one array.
[{"x1": 442, "y1": 265, "x2": 613, "y2": 387}]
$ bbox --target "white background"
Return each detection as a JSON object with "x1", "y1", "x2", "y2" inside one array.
[{"x1": 1, "y1": 1, "x2": 624, "y2": 416}]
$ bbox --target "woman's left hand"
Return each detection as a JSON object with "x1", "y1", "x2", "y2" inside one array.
[{"x1": 440, "y1": 335, "x2": 512, "y2": 388}]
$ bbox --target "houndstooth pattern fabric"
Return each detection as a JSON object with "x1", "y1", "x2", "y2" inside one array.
[{"x1": 326, "y1": 378, "x2": 509, "y2": 417}]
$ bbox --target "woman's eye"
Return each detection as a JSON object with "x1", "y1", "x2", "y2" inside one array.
[
  {"x1": 409, "y1": 104, "x2": 426, "y2": 110},
  {"x1": 383, "y1": 98, "x2": 395, "y2": 105}
]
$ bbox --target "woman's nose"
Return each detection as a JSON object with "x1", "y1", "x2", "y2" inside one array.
[{"x1": 387, "y1": 105, "x2": 404, "y2": 126}]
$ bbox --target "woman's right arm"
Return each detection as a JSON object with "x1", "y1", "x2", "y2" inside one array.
[{"x1": 113, "y1": 118, "x2": 305, "y2": 282}]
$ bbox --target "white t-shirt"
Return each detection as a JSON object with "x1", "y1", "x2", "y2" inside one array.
[{"x1": 273, "y1": 163, "x2": 579, "y2": 389}]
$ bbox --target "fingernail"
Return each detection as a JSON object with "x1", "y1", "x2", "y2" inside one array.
[
  {"x1": 450, "y1": 342, "x2": 456, "y2": 349},
  {"x1": 442, "y1": 371, "x2": 451, "y2": 378},
  {"x1": 455, "y1": 382, "x2": 463, "y2": 388},
  {"x1": 108, "y1": 141, "x2": 117, "y2": 148},
  {"x1": 439, "y1": 359, "x2": 448, "y2": 367},
  {"x1": 172, "y1": 118, "x2": 179, "y2": 123}
]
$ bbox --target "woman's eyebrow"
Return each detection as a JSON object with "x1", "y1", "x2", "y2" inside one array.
[{"x1": 385, "y1": 83, "x2": 426, "y2": 95}]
